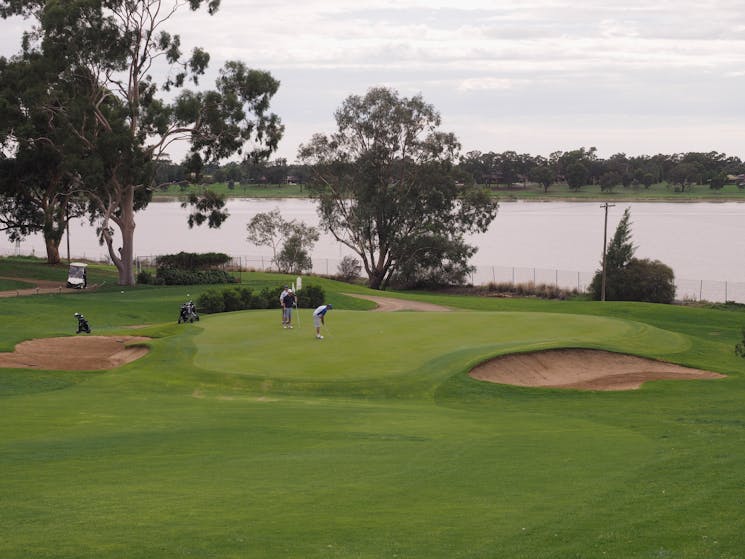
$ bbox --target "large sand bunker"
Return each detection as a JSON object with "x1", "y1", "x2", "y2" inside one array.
[
  {"x1": 0, "y1": 336, "x2": 150, "y2": 371},
  {"x1": 469, "y1": 348, "x2": 725, "y2": 391}
]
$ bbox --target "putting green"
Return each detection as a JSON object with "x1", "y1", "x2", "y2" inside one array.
[{"x1": 192, "y1": 310, "x2": 692, "y2": 382}]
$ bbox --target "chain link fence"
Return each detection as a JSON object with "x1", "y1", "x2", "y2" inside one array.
[{"x1": 5, "y1": 245, "x2": 744, "y2": 303}]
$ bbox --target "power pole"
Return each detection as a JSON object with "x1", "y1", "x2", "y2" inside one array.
[{"x1": 600, "y1": 202, "x2": 615, "y2": 302}]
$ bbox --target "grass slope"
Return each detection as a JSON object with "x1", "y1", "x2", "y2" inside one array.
[{"x1": 1, "y1": 264, "x2": 745, "y2": 558}]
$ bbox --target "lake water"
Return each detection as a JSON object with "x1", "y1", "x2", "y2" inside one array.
[{"x1": 3, "y1": 199, "x2": 745, "y2": 300}]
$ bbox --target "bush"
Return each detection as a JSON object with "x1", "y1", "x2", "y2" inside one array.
[
  {"x1": 197, "y1": 284, "x2": 326, "y2": 315},
  {"x1": 156, "y1": 251, "x2": 231, "y2": 270},
  {"x1": 222, "y1": 288, "x2": 243, "y2": 312},
  {"x1": 137, "y1": 270, "x2": 153, "y2": 284},
  {"x1": 197, "y1": 289, "x2": 226, "y2": 313},
  {"x1": 156, "y1": 268, "x2": 237, "y2": 285},
  {"x1": 337, "y1": 255, "x2": 362, "y2": 281},
  {"x1": 589, "y1": 258, "x2": 675, "y2": 303},
  {"x1": 297, "y1": 284, "x2": 325, "y2": 308}
]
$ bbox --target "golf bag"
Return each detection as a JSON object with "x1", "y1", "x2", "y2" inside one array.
[
  {"x1": 74, "y1": 313, "x2": 91, "y2": 334},
  {"x1": 178, "y1": 301, "x2": 199, "y2": 324}
]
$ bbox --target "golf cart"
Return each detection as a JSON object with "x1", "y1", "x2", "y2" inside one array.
[{"x1": 66, "y1": 262, "x2": 88, "y2": 289}]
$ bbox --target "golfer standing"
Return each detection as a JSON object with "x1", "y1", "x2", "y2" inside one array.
[
  {"x1": 312, "y1": 304, "x2": 332, "y2": 339},
  {"x1": 279, "y1": 285, "x2": 289, "y2": 328},
  {"x1": 283, "y1": 288, "x2": 297, "y2": 329}
]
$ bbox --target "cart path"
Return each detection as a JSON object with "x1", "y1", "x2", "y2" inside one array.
[
  {"x1": 344, "y1": 293, "x2": 452, "y2": 312},
  {"x1": 0, "y1": 276, "x2": 102, "y2": 297}
]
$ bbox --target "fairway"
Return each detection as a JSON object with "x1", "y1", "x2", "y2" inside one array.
[{"x1": 1, "y1": 286, "x2": 744, "y2": 558}]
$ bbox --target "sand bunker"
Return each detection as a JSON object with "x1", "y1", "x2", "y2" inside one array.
[
  {"x1": 0, "y1": 336, "x2": 150, "y2": 371},
  {"x1": 469, "y1": 348, "x2": 725, "y2": 391}
]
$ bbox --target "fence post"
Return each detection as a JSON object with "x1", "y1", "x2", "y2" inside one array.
[{"x1": 699, "y1": 279, "x2": 703, "y2": 301}]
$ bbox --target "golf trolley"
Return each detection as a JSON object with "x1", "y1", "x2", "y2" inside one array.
[
  {"x1": 178, "y1": 301, "x2": 199, "y2": 324},
  {"x1": 74, "y1": 313, "x2": 91, "y2": 334}
]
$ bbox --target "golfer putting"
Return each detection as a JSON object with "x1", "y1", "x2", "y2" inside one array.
[{"x1": 312, "y1": 304, "x2": 332, "y2": 339}]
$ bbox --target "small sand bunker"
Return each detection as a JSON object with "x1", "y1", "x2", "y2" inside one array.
[
  {"x1": 0, "y1": 336, "x2": 150, "y2": 371},
  {"x1": 469, "y1": 348, "x2": 725, "y2": 391}
]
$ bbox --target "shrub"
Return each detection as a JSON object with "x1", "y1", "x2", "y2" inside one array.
[
  {"x1": 156, "y1": 251, "x2": 231, "y2": 270},
  {"x1": 156, "y1": 268, "x2": 237, "y2": 285},
  {"x1": 137, "y1": 270, "x2": 153, "y2": 284},
  {"x1": 337, "y1": 255, "x2": 362, "y2": 281},
  {"x1": 236, "y1": 286, "x2": 254, "y2": 309},
  {"x1": 589, "y1": 258, "x2": 675, "y2": 303},
  {"x1": 297, "y1": 284, "x2": 325, "y2": 308},
  {"x1": 197, "y1": 289, "x2": 226, "y2": 313},
  {"x1": 222, "y1": 288, "x2": 243, "y2": 312}
]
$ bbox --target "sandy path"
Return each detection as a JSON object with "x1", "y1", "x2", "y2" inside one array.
[{"x1": 344, "y1": 293, "x2": 451, "y2": 312}]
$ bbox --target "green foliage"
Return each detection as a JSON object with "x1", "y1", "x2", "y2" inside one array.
[
  {"x1": 155, "y1": 251, "x2": 231, "y2": 270},
  {"x1": 196, "y1": 283, "x2": 325, "y2": 314},
  {"x1": 590, "y1": 209, "x2": 675, "y2": 303},
  {"x1": 156, "y1": 268, "x2": 237, "y2": 285},
  {"x1": 300, "y1": 86, "x2": 497, "y2": 290},
  {"x1": 196, "y1": 288, "x2": 225, "y2": 313},
  {"x1": 246, "y1": 209, "x2": 319, "y2": 273},
  {"x1": 297, "y1": 284, "x2": 325, "y2": 308},
  {"x1": 337, "y1": 255, "x2": 362, "y2": 281},
  {"x1": 221, "y1": 287, "x2": 243, "y2": 312},
  {"x1": 389, "y1": 233, "x2": 476, "y2": 289}
]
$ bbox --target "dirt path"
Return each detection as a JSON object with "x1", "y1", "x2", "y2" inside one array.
[
  {"x1": 344, "y1": 293, "x2": 452, "y2": 312},
  {"x1": 0, "y1": 276, "x2": 102, "y2": 297},
  {"x1": 469, "y1": 348, "x2": 725, "y2": 391}
]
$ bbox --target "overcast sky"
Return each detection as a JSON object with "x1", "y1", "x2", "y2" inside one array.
[{"x1": 2, "y1": 0, "x2": 744, "y2": 163}]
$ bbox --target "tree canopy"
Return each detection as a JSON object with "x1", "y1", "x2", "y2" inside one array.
[
  {"x1": 299, "y1": 87, "x2": 497, "y2": 290},
  {"x1": 0, "y1": 0, "x2": 282, "y2": 284}
]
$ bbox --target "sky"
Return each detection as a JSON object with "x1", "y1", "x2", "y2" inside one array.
[{"x1": 2, "y1": 0, "x2": 744, "y2": 163}]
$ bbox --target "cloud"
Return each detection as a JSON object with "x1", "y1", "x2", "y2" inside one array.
[{"x1": 3, "y1": 1, "x2": 744, "y2": 161}]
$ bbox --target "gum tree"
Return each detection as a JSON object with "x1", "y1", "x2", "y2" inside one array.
[
  {"x1": 1, "y1": 0, "x2": 283, "y2": 284},
  {"x1": 299, "y1": 87, "x2": 497, "y2": 290}
]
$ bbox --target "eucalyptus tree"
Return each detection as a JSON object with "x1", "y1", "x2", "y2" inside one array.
[
  {"x1": 299, "y1": 87, "x2": 497, "y2": 290},
  {"x1": 0, "y1": 46, "x2": 93, "y2": 264},
  {"x1": 1, "y1": 0, "x2": 283, "y2": 284}
]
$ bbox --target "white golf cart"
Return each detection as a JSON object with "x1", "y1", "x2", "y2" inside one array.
[{"x1": 66, "y1": 262, "x2": 88, "y2": 289}]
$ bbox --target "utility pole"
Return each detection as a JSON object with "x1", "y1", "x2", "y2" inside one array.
[{"x1": 600, "y1": 202, "x2": 615, "y2": 302}]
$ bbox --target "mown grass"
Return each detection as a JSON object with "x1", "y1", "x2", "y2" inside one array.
[{"x1": 2, "y1": 257, "x2": 745, "y2": 558}]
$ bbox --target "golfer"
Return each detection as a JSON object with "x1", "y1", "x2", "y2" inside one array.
[
  {"x1": 312, "y1": 303, "x2": 332, "y2": 339},
  {"x1": 279, "y1": 285, "x2": 289, "y2": 328},
  {"x1": 283, "y1": 288, "x2": 297, "y2": 329}
]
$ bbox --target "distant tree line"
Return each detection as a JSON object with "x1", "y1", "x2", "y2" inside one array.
[{"x1": 164, "y1": 147, "x2": 745, "y2": 193}]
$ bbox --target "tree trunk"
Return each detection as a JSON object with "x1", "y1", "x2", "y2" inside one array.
[
  {"x1": 116, "y1": 190, "x2": 137, "y2": 286},
  {"x1": 44, "y1": 237, "x2": 61, "y2": 265}
]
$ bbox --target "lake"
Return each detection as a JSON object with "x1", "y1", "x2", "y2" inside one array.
[{"x1": 3, "y1": 199, "x2": 745, "y2": 301}]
